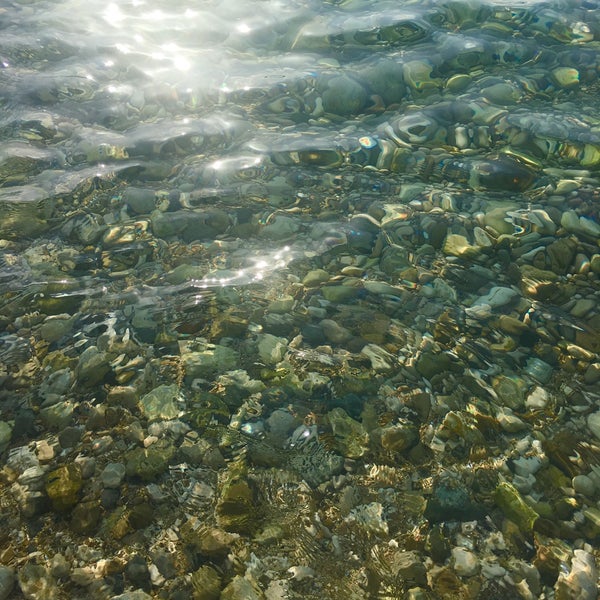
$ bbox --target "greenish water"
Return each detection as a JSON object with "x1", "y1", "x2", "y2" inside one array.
[{"x1": 1, "y1": 0, "x2": 600, "y2": 598}]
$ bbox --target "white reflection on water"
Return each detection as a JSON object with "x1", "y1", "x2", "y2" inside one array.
[
  {"x1": 102, "y1": 3, "x2": 126, "y2": 26},
  {"x1": 195, "y1": 245, "x2": 293, "y2": 289}
]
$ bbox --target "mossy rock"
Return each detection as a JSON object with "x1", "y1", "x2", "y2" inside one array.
[
  {"x1": 494, "y1": 481, "x2": 538, "y2": 533},
  {"x1": 45, "y1": 464, "x2": 83, "y2": 511},
  {"x1": 125, "y1": 440, "x2": 175, "y2": 482}
]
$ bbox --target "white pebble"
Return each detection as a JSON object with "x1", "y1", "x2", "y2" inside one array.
[{"x1": 452, "y1": 547, "x2": 480, "y2": 577}]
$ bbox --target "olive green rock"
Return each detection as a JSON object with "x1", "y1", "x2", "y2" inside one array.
[
  {"x1": 328, "y1": 407, "x2": 369, "y2": 458},
  {"x1": 139, "y1": 384, "x2": 180, "y2": 421},
  {"x1": 302, "y1": 269, "x2": 330, "y2": 287},
  {"x1": 125, "y1": 440, "x2": 175, "y2": 481},
  {"x1": 71, "y1": 499, "x2": 102, "y2": 534},
  {"x1": 216, "y1": 478, "x2": 255, "y2": 534},
  {"x1": 45, "y1": 464, "x2": 83, "y2": 511},
  {"x1": 220, "y1": 575, "x2": 265, "y2": 600},
  {"x1": 494, "y1": 481, "x2": 538, "y2": 533},
  {"x1": 191, "y1": 565, "x2": 221, "y2": 600},
  {"x1": 76, "y1": 345, "x2": 111, "y2": 387}
]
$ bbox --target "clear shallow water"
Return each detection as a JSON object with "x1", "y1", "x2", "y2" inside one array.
[{"x1": 1, "y1": 0, "x2": 600, "y2": 598}]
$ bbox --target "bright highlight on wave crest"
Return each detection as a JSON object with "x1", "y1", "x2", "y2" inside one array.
[{"x1": 192, "y1": 246, "x2": 292, "y2": 289}]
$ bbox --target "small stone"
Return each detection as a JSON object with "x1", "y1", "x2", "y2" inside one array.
[
  {"x1": 152, "y1": 550, "x2": 177, "y2": 579},
  {"x1": 552, "y1": 67, "x2": 579, "y2": 88},
  {"x1": 494, "y1": 481, "x2": 538, "y2": 532},
  {"x1": 380, "y1": 422, "x2": 419, "y2": 453},
  {"x1": 481, "y1": 562, "x2": 506, "y2": 579},
  {"x1": 345, "y1": 502, "x2": 388, "y2": 536},
  {"x1": 139, "y1": 384, "x2": 180, "y2": 421},
  {"x1": 125, "y1": 555, "x2": 151, "y2": 593},
  {"x1": 70, "y1": 566, "x2": 95, "y2": 587},
  {"x1": 0, "y1": 421, "x2": 12, "y2": 453},
  {"x1": 322, "y1": 75, "x2": 368, "y2": 115},
  {"x1": 416, "y1": 351, "x2": 459, "y2": 379},
  {"x1": 71, "y1": 500, "x2": 102, "y2": 535},
  {"x1": 584, "y1": 363, "x2": 600, "y2": 385},
  {"x1": 363, "y1": 280, "x2": 402, "y2": 297},
  {"x1": 379, "y1": 244, "x2": 411, "y2": 275},
  {"x1": 570, "y1": 298, "x2": 596, "y2": 318},
  {"x1": 496, "y1": 407, "x2": 527, "y2": 432},
  {"x1": 266, "y1": 409, "x2": 297, "y2": 446},
  {"x1": 188, "y1": 525, "x2": 237, "y2": 558},
  {"x1": 18, "y1": 563, "x2": 59, "y2": 600},
  {"x1": 50, "y1": 554, "x2": 70, "y2": 579},
  {"x1": 217, "y1": 370, "x2": 266, "y2": 398},
  {"x1": 45, "y1": 464, "x2": 83, "y2": 511},
  {"x1": 428, "y1": 525, "x2": 451, "y2": 563},
  {"x1": 101, "y1": 463, "x2": 126, "y2": 488},
  {"x1": 340, "y1": 266, "x2": 364, "y2": 277},
  {"x1": 257, "y1": 333, "x2": 288, "y2": 365},
  {"x1": 0, "y1": 566, "x2": 15, "y2": 600},
  {"x1": 191, "y1": 565, "x2": 221, "y2": 600},
  {"x1": 107, "y1": 386, "x2": 139, "y2": 410},
  {"x1": 216, "y1": 473, "x2": 254, "y2": 534},
  {"x1": 220, "y1": 574, "x2": 265, "y2": 600},
  {"x1": 390, "y1": 550, "x2": 427, "y2": 586},
  {"x1": 321, "y1": 285, "x2": 358, "y2": 303},
  {"x1": 587, "y1": 411, "x2": 600, "y2": 441},
  {"x1": 526, "y1": 387, "x2": 549, "y2": 410},
  {"x1": 523, "y1": 357, "x2": 553, "y2": 384},
  {"x1": 473, "y1": 286, "x2": 518, "y2": 309},
  {"x1": 76, "y1": 346, "x2": 110, "y2": 387},
  {"x1": 302, "y1": 269, "x2": 330, "y2": 287},
  {"x1": 267, "y1": 295, "x2": 294, "y2": 313},
  {"x1": 561, "y1": 211, "x2": 600, "y2": 239},
  {"x1": 555, "y1": 550, "x2": 598, "y2": 600},
  {"x1": 492, "y1": 375, "x2": 527, "y2": 410},
  {"x1": 182, "y1": 345, "x2": 239, "y2": 379},
  {"x1": 101, "y1": 488, "x2": 120, "y2": 509},
  {"x1": 361, "y1": 343, "x2": 395, "y2": 371},
  {"x1": 513, "y1": 455, "x2": 543, "y2": 477},
  {"x1": 554, "y1": 179, "x2": 581, "y2": 194},
  {"x1": 58, "y1": 425, "x2": 84, "y2": 449},
  {"x1": 482, "y1": 82, "x2": 521, "y2": 104},
  {"x1": 547, "y1": 238, "x2": 578, "y2": 275},
  {"x1": 146, "y1": 484, "x2": 169, "y2": 504},
  {"x1": 129, "y1": 502, "x2": 154, "y2": 530},
  {"x1": 123, "y1": 187, "x2": 158, "y2": 214},
  {"x1": 574, "y1": 253, "x2": 591, "y2": 275},
  {"x1": 12, "y1": 409, "x2": 37, "y2": 439},
  {"x1": 483, "y1": 205, "x2": 518, "y2": 234},
  {"x1": 258, "y1": 214, "x2": 300, "y2": 240},
  {"x1": 39, "y1": 400, "x2": 75, "y2": 430},
  {"x1": 74, "y1": 455, "x2": 96, "y2": 478},
  {"x1": 452, "y1": 547, "x2": 480, "y2": 577},
  {"x1": 39, "y1": 316, "x2": 75, "y2": 343},
  {"x1": 572, "y1": 475, "x2": 596, "y2": 497},
  {"x1": 583, "y1": 506, "x2": 600, "y2": 530},
  {"x1": 320, "y1": 319, "x2": 352, "y2": 344},
  {"x1": 443, "y1": 233, "x2": 479, "y2": 258},
  {"x1": 35, "y1": 440, "x2": 55, "y2": 463},
  {"x1": 125, "y1": 440, "x2": 175, "y2": 481},
  {"x1": 327, "y1": 407, "x2": 369, "y2": 459}
]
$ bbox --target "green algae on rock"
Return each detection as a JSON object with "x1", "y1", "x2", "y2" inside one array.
[{"x1": 45, "y1": 464, "x2": 83, "y2": 512}]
